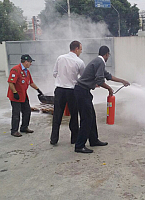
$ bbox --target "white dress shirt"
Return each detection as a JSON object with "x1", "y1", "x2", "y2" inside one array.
[
  {"x1": 98, "y1": 55, "x2": 106, "y2": 65},
  {"x1": 53, "y1": 52, "x2": 85, "y2": 89}
]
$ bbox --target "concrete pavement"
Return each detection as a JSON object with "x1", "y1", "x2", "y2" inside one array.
[{"x1": 0, "y1": 71, "x2": 145, "y2": 200}]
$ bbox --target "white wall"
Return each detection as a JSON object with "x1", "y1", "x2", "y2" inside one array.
[
  {"x1": 1, "y1": 37, "x2": 145, "y2": 85},
  {"x1": 114, "y1": 36, "x2": 145, "y2": 85},
  {"x1": 0, "y1": 42, "x2": 8, "y2": 75},
  {"x1": 138, "y1": 31, "x2": 145, "y2": 37}
]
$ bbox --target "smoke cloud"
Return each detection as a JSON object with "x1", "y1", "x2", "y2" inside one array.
[
  {"x1": 27, "y1": 12, "x2": 111, "y2": 105},
  {"x1": 28, "y1": 2, "x2": 112, "y2": 105},
  {"x1": 117, "y1": 83, "x2": 145, "y2": 127},
  {"x1": 41, "y1": 13, "x2": 111, "y2": 40}
]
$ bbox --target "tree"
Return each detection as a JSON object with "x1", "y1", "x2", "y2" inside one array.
[
  {"x1": 41, "y1": 0, "x2": 140, "y2": 37},
  {"x1": 0, "y1": 0, "x2": 27, "y2": 42},
  {"x1": 39, "y1": 0, "x2": 61, "y2": 30}
]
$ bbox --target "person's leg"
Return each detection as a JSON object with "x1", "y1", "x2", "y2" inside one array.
[
  {"x1": 66, "y1": 89, "x2": 79, "y2": 144},
  {"x1": 50, "y1": 87, "x2": 66, "y2": 144},
  {"x1": 89, "y1": 103, "x2": 108, "y2": 146},
  {"x1": 11, "y1": 101, "x2": 21, "y2": 135},
  {"x1": 74, "y1": 86, "x2": 93, "y2": 149},
  {"x1": 88, "y1": 105, "x2": 99, "y2": 145},
  {"x1": 20, "y1": 97, "x2": 31, "y2": 131}
]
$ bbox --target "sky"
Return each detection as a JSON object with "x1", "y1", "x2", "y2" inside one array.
[
  {"x1": 10, "y1": 0, "x2": 45, "y2": 19},
  {"x1": 8, "y1": 0, "x2": 145, "y2": 19}
]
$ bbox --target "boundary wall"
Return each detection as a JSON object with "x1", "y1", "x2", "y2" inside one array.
[
  {"x1": 114, "y1": 36, "x2": 145, "y2": 84},
  {"x1": 4, "y1": 38, "x2": 114, "y2": 77},
  {"x1": 2, "y1": 38, "x2": 114, "y2": 94},
  {"x1": 0, "y1": 42, "x2": 8, "y2": 73},
  {"x1": 1, "y1": 37, "x2": 145, "y2": 85}
]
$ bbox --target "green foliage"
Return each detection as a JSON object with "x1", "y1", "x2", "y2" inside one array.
[
  {"x1": 39, "y1": 0, "x2": 61, "y2": 30},
  {"x1": 40, "y1": 0, "x2": 140, "y2": 37},
  {"x1": 0, "y1": 0, "x2": 27, "y2": 42}
]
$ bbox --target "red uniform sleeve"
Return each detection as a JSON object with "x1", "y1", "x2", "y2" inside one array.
[
  {"x1": 7, "y1": 68, "x2": 18, "y2": 83},
  {"x1": 29, "y1": 72, "x2": 33, "y2": 84}
]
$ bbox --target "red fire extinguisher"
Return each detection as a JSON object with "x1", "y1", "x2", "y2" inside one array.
[
  {"x1": 107, "y1": 86, "x2": 124, "y2": 125},
  {"x1": 107, "y1": 95, "x2": 115, "y2": 125},
  {"x1": 64, "y1": 102, "x2": 70, "y2": 116}
]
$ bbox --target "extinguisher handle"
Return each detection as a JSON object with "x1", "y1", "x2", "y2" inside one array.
[{"x1": 113, "y1": 85, "x2": 125, "y2": 94}]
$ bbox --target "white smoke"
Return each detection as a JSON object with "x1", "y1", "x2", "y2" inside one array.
[
  {"x1": 28, "y1": 5, "x2": 112, "y2": 104},
  {"x1": 41, "y1": 13, "x2": 111, "y2": 40},
  {"x1": 119, "y1": 83, "x2": 145, "y2": 127}
]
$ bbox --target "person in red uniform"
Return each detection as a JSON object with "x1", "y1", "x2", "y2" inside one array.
[{"x1": 7, "y1": 54, "x2": 43, "y2": 137}]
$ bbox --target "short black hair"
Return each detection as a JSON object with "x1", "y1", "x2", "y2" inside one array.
[
  {"x1": 70, "y1": 41, "x2": 81, "y2": 51},
  {"x1": 99, "y1": 46, "x2": 110, "y2": 56}
]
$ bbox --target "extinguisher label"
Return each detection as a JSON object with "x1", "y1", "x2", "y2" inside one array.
[
  {"x1": 107, "y1": 102, "x2": 112, "y2": 116},
  {"x1": 107, "y1": 107, "x2": 109, "y2": 116},
  {"x1": 107, "y1": 102, "x2": 112, "y2": 107}
]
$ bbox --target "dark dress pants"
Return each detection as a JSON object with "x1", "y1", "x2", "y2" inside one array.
[
  {"x1": 74, "y1": 85, "x2": 99, "y2": 149},
  {"x1": 10, "y1": 97, "x2": 31, "y2": 134},
  {"x1": 50, "y1": 87, "x2": 79, "y2": 144}
]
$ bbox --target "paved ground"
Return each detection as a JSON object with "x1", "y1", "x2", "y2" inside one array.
[{"x1": 0, "y1": 71, "x2": 145, "y2": 200}]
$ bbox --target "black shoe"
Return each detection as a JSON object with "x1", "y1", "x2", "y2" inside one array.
[
  {"x1": 20, "y1": 128, "x2": 34, "y2": 133},
  {"x1": 11, "y1": 132, "x2": 22, "y2": 137},
  {"x1": 50, "y1": 141, "x2": 57, "y2": 145},
  {"x1": 90, "y1": 139, "x2": 108, "y2": 147},
  {"x1": 75, "y1": 146, "x2": 93, "y2": 153}
]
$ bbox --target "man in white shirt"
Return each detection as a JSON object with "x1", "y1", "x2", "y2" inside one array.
[{"x1": 50, "y1": 41, "x2": 85, "y2": 145}]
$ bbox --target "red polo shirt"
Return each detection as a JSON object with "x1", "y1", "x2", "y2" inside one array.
[{"x1": 7, "y1": 63, "x2": 33, "y2": 102}]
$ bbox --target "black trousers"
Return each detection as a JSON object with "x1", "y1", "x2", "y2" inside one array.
[
  {"x1": 74, "y1": 85, "x2": 98, "y2": 149},
  {"x1": 50, "y1": 87, "x2": 79, "y2": 143},
  {"x1": 10, "y1": 97, "x2": 31, "y2": 134}
]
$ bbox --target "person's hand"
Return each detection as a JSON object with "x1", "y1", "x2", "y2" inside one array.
[
  {"x1": 108, "y1": 88, "x2": 114, "y2": 96},
  {"x1": 36, "y1": 88, "x2": 43, "y2": 95},
  {"x1": 122, "y1": 80, "x2": 130, "y2": 87},
  {"x1": 13, "y1": 92, "x2": 19, "y2": 100}
]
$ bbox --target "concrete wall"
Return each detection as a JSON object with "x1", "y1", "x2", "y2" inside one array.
[
  {"x1": 138, "y1": 31, "x2": 145, "y2": 36},
  {"x1": 0, "y1": 42, "x2": 8, "y2": 73},
  {"x1": 2, "y1": 37, "x2": 145, "y2": 85},
  {"x1": 4, "y1": 38, "x2": 114, "y2": 94},
  {"x1": 5, "y1": 38, "x2": 114, "y2": 76},
  {"x1": 114, "y1": 36, "x2": 145, "y2": 84}
]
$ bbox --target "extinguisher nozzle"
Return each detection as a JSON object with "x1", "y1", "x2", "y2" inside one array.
[{"x1": 113, "y1": 85, "x2": 125, "y2": 94}]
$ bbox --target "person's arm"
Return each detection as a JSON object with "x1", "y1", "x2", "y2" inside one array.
[
  {"x1": 53, "y1": 58, "x2": 59, "y2": 78},
  {"x1": 30, "y1": 82, "x2": 38, "y2": 90},
  {"x1": 79, "y1": 61, "x2": 85, "y2": 76},
  {"x1": 111, "y1": 76, "x2": 130, "y2": 86},
  {"x1": 8, "y1": 82, "x2": 19, "y2": 100},
  {"x1": 9, "y1": 82, "x2": 17, "y2": 93},
  {"x1": 101, "y1": 82, "x2": 114, "y2": 96},
  {"x1": 30, "y1": 83, "x2": 43, "y2": 95}
]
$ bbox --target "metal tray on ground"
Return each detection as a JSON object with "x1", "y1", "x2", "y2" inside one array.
[{"x1": 38, "y1": 94, "x2": 54, "y2": 104}]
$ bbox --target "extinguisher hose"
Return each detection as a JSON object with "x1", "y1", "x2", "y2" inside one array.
[{"x1": 113, "y1": 85, "x2": 125, "y2": 94}]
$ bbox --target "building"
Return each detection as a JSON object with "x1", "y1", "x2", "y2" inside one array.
[{"x1": 138, "y1": 10, "x2": 145, "y2": 36}]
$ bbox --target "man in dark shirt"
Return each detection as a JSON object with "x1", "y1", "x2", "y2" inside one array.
[{"x1": 74, "y1": 46, "x2": 130, "y2": 153}]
